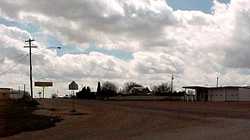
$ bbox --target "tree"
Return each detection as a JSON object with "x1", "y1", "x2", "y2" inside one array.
[
  {"x1": 152, "y1": 83, "x2": 171, "y2": 96},
  {"x1": 123, "y1": 82, "x2": 143, "y2": 94},
  {"x1": 96, "y1": 81, "x2": 101, "y2": 96},
  {"x1": 100, "y1": 81, "x2": 118, "y2": 99},
  {"x1": 76, "y1": 86, "x2": 95, "y2": 99},
  {"x1": 86, "y1": 86, "x2": 91, "y2": 93},
  {"x1": 82, "y1": 86, "x2": 87, "y2": 93}
]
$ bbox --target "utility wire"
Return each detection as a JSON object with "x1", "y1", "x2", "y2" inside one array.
[
  {"x1": 0, "y1": 54, "x2": 28, "y2": 76},
  {"x1": 32, "y1": 46, "x2": 63, "y2": 55}
]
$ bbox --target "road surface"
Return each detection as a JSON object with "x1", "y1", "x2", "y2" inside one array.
[{"x1": 2, "y1": 99, "x2": 250, "y2": 140}]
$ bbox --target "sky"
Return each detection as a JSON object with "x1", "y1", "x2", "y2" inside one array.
[
  {"x1": 1, "y1": 0, "x2": 250, "y2": 97},
  {"x1": 167, "y1": 0, "x2": 231, "y2": 13}
]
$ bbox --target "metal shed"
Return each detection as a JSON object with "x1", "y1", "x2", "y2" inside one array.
[{"x1": 183, "y1": 86, "x2": 250, "y2": 102}]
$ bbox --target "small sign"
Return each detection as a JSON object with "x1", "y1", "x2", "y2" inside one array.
[
  {"x1": 35, "y1": 82, "x2": 53, "y2": 87},
  {"x1": 69, "y1": 81, "x2": 78, "y2": 90}
]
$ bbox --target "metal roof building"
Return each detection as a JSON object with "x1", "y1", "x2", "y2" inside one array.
[{"x1": 183, "y1": 86, "x2": 250, "y2": 102}]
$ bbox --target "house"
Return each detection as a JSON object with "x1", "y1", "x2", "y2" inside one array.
[
  {"x1": 183, "y1": 86, "x2": 250, "y2": 102},
  {"x1": 129, "y1": 87, "x2": 151, "y2": 95}
]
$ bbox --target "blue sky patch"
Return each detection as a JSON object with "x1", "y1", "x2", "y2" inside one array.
[
  {"x1": 46, "y1": 36, "x2": 133, "y2": 60},
  {"x1": 0, "y1": 17, "x2": 40, "y2": 33},
  {"x1": 85, "y1": 42, "x2": 134, "y2": 60},
  {"x1": 167, "y1": 0, "x2": 231, "y2": 13}
]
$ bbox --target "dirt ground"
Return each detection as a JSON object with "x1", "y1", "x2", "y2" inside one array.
[
  {"x1": 2, "y1": 99, "x2": 250, "y2": 140},
  {"x1": 0, "y1": 99, "x2": 61, "y2": 137}
]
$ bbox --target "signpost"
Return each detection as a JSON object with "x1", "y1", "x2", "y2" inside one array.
[
  {"x1": 69, "y1": 81, "x2": 78, "y2": 91},
  {"x1": 35, "y1": 82, "x2": 53, "y2": 98},
  {"x1": 69, "y1": 81, "x2": 78, "y2": 112}
]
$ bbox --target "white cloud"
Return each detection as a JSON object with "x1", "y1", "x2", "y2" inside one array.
[{"x1": 1, "y1": 0, "x2": 250, "y2": 96}]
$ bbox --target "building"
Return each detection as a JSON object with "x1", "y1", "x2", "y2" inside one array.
[
  {"x1": 10, "y1": 90, "x2": 29, "y2": 100},
  {"x1": 0, "y1": 88, "x2": 29, "y2": 100},
  {"x1": 183, "y1": 86, "x2": 250, "y2": 102},
  {"x1": 0, "y1": 88, "x2": 12, "y2": 100},
  {"x1": 129, "y1": 87, "x2": 151, "y2": 95}
]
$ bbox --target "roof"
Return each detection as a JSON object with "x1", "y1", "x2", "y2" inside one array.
[
  {"x1": 183, "y1": 86, "x2": 245, "y2": 90},
  {"x1": 0, "y1": 88, "x2": 12, "y2": 94},
  {"x1": 0, "y1": 88, "x2": 12, "y2": 90},
  {"x1": 183, "y1": 86, "x2": 208, "y2": 89}
]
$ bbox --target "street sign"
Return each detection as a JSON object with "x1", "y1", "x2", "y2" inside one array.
[
  {"x1": 69, "y1": 81, "x2": 78, "y2": 90},
  {"x1": 35, "y1": 82, "x2": 53, "y2": 87}
]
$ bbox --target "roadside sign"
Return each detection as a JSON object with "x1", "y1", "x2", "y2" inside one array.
[
  {"x1": 69, "y1": 81, "x2": 78, "y2": 90},
  {"x1": 35, "y1": 82, "x2": 53, "y2": 87},
  {"x1": 34, "y1": 82, "x2": 53, "y2": 98},
  {"x1": 69, "y1": 81, "x2": 79, "y2": 112}
]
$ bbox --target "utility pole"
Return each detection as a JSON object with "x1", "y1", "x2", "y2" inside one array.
[
  {"x1": 24, "y1": 39, "x2": 37, "y2": 99},
  {"x1": 23, "y1": 84, "x2": 26, "y2": 94},
  {"x1": 216, "y1": 77, "x2": 219, "y2": 88},
  {"x1": 42, "y1": 87, "x2": 45, "y2": 98},
  {"x1": 18, "y1": 85, "x2": 20, "y2": 94},
  {"x1": 170, "y1": 74, "x2": 174, "y2": 93}
]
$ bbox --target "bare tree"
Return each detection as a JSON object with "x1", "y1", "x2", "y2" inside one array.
[
  {"x1": 123, "y1": 82, "x2": 143, "y2": 94},
  {"x1": 100, "y1": 81, "x2": 118, "y2": 99},
  {"x1": 152, "y1": 83, "x2": 171, "y2": 96}
]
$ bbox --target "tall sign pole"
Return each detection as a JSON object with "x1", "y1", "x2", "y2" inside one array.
[{"x1": 24, "y1": 39, "x2": 37, "y2": 98}]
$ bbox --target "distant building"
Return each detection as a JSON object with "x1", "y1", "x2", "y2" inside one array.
[
  {"x1": 0, "y1": 88, "x2": 29, "y2": 100},
  {"x1": 183, "y1": 86, "x2": 250, "y2": 102},
  {"x1": 0, "y1": 88, "x2": 12, "y2": 100},
  {"x1": 10, "y1": 90, "x2": 29, "y2": 100},
  {"x1": 129, "y1": 87, "x2": 151, "y2": 95}
]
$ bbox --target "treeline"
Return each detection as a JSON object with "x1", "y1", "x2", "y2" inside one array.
[
  {"x1": 74, "y1": 81, "x2": 185, "y2": 100},
  {"x1": 152, "y1": 83, "x2": 185, "y2": 96}
]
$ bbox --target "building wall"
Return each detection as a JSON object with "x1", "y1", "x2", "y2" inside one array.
[
  {"x1": 0, "y1": 89, "x2": 11, "y2": 100},
  {"x1": 208, "y1": 88, "x2": 226, "y2": 102},
  {"x1": 196, "y1": 88, "x2": 208, "y2": 101},
  {"x1": 225, "y1": 88, "x2": 239, "y2": 101},
  {"x1": 9, "y1": 92, "x2": 24, "y2": 100},
  {"x1": 0, "y1": 89, "x2": 27, "y2": 100},
  {"x1": 208, "y1": 88, "x2": 239, "y2": 102},
  {"x1": 238, "y1": 88, "x2": 250, "y2": 101}
]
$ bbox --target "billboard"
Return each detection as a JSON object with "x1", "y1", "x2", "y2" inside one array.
[{"x1": 35, "y1": 82, "x2": 53, "y2": 87}]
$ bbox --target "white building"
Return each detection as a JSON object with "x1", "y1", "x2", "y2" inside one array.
[{"x1": 183, "y1": 86, "x2": 250, "y2": 102}]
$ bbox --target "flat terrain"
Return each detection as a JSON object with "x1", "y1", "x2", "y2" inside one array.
[
  {"x1": 0, "y1": 99, "x2": 60, "y2": 137},
  {"x1": 2, "y1": 99, "x2": 250, "y2": 140}
]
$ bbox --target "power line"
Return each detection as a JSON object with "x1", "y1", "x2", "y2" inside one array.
[
  {"x1": 0, "y1": 54, "x2": 28, "y2": 76},
  {"x1": 32, "y1": 46, "x2": 63, "y2": 56},
  {"x1": 5, "y1": 52, "x2": 29, "y2": 62}
]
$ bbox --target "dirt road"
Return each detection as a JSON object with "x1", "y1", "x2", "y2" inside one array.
[{"x1": 2, "y1": 99, "x2": 250, "y2": 140}]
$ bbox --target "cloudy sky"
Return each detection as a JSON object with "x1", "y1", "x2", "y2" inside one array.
[{"x1": 1, "y1": 0, "x2": 250, "y2": 97}]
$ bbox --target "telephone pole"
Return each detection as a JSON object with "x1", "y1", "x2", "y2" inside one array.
[
  {"x1": 216, "y1": 77, "x2": 219, "y2": 88},
  {"x1": 170, "y1": 74, "x2": 174, "y2": 93},
  {"x1": 24, "y1": 39, "x2": 37, "y2": 99},
  {"x1": 23, "y1": 84, "x2": 26, "y2": 94}
]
